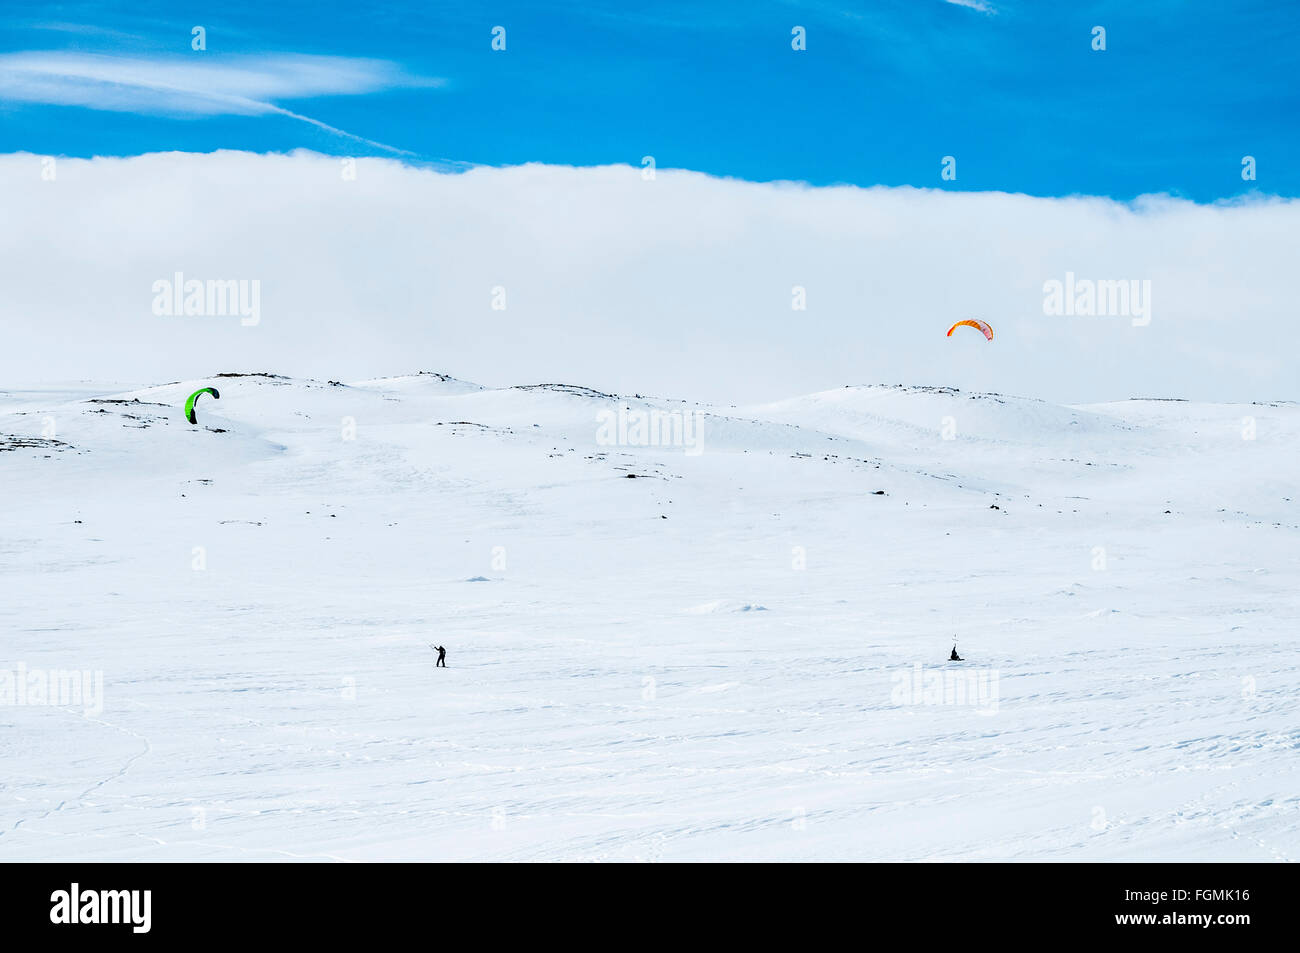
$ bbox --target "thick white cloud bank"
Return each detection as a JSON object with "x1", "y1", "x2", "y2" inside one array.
[{"x1": 2, "y1": 150, "x2": 1295, "y2": 403}]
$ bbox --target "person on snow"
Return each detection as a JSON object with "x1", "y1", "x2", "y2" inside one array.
[
  {"x1": 949, "y1": 644, "x2": 963, "y2": 662},
  {"x1": 433, "y1": 645, "x2": 447, "y2": 667}
]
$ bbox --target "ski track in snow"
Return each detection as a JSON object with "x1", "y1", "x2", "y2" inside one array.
[{"x1": 1, "y1": 375, "x2": 1297, "y2": 861}]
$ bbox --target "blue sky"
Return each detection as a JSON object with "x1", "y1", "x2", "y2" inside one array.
[{"x1": 2, "y1": 1, "x2": 1296, "y2": 200}]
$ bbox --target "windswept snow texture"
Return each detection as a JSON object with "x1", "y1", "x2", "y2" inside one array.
[{"x1": 2, "y1": 376, "x2": 1297, "y2": 862}]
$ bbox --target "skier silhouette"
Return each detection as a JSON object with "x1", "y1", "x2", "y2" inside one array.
[
  {"x1": 949, "y1": 643, "x2": 963, "y2": 662},
  {"x1": 432, "y1": 645, "x2": 447, "y2": 667}
]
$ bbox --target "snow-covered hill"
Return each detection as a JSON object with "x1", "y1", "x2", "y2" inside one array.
[{"x1": 1, "y1": 374, "x2": 1296, "y2": 861}]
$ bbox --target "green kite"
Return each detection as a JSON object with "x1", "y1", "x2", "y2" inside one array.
[{"x1": 184, "y1": 387, "x2": 220, "y2": 425}]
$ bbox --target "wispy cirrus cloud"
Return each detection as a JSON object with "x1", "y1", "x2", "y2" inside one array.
[
  {"x1": 17, "y1": 20, "x2": 146, "y2": 41},
  {"x1": 0, "y1": 51, "x2": 440, "y2": 152},
  {"x1": 944, "y1": 0, "x2": 996, "y2": 13}
]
